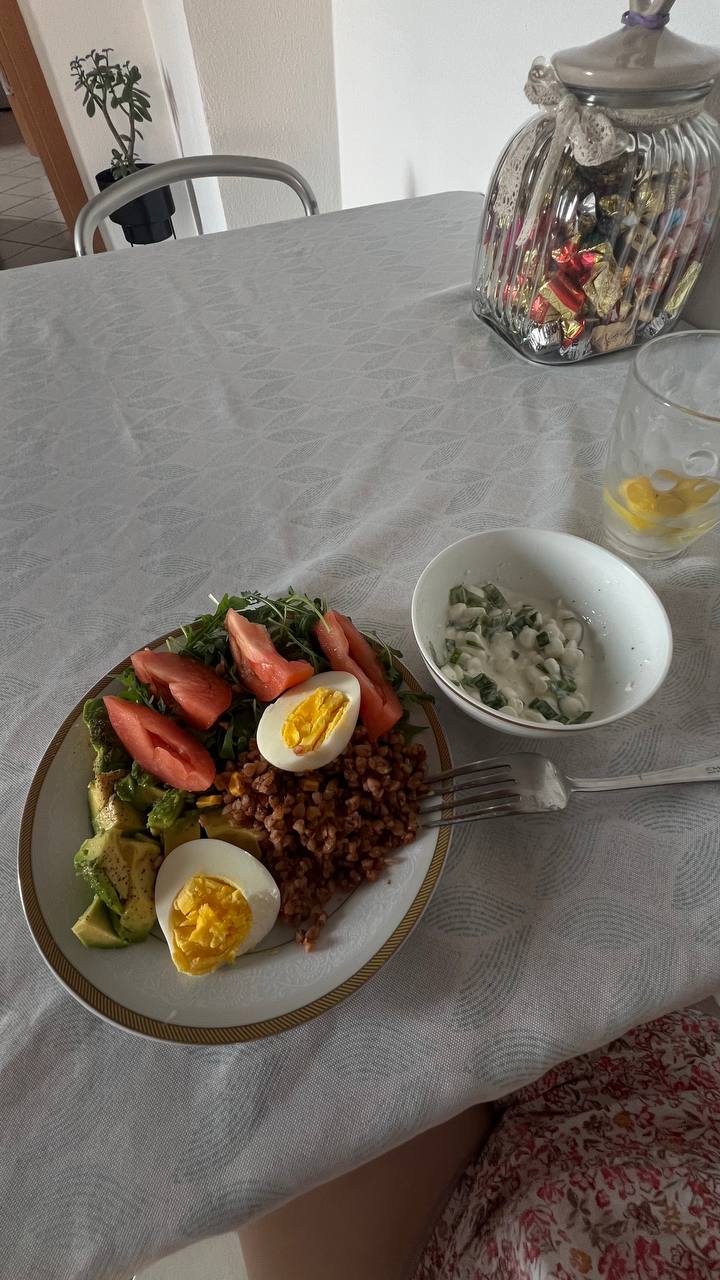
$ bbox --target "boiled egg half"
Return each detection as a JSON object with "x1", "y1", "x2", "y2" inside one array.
[
  {"x1": 256, "y1": 671, "x2": 361, "y2": 772},
  {"x1": 155, "y1": 837, "x2": 280, "y2": 976}
]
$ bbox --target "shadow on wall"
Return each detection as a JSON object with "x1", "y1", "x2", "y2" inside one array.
[
  {"x1": 405, "y1": 163, "x2": 417, "y2": 199},
  {"x1": 684, "y1": 79, "x2": 720, "y2": 328}
]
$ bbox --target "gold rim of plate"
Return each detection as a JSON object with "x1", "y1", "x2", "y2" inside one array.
[{"x1": 17, "y1": 630, "x2": 452, "y2": 1045}]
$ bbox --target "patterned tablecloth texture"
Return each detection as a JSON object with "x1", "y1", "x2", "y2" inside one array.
[{"x1": 2, "y1": 193, "x2": 719, "y2": 1280}]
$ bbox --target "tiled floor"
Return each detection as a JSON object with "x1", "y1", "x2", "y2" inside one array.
[{"x1": 0, "y1": 110, "x2": 73, "y2": 269}]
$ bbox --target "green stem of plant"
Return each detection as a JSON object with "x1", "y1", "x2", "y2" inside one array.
[{"x1": 93, "y1": 85, "x2": 131, "y2": 166}]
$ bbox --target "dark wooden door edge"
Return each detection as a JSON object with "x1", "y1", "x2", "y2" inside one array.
[{"x1": 0, "y1": 0, "x2": 105, "y2": 250}]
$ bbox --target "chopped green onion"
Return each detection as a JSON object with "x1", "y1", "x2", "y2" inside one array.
[
  {"x1": 572, "y1": 710, "x2": 592, "y2": 724},
  {"x1": 465, "y1": 588, "x2": 487, "y2": 608},
  {"x1": 554, "y1": 670, "x2": 577, "y2": 695},
  {"x1": 508, "y1": 609, "x2": 538, "y2": 638},
  {"x1": 536, "y1": 630, "x2": 550, "y2": 647},
  {"x1": 529, "y1": 698, "x2": 568, "y2": 723},
  {"x1": 449, "y1": 585, "x2": 467, "y2": 606},
  {"x1": 481, "y1": 583, "x2": 508, "y2": 609},
  {"x1": 464, "y1": 672, "x2": 505, "y2": 709},
  {"x1": 482, "y1": 608, "x2": 513, "y2": 639}
]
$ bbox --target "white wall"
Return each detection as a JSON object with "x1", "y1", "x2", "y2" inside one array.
[
  {"x1": 332, "y1": 0, "x2": 720, "y2": 208},
  {"x1": 18, "y1": 0, "x2": 199, "y2": 246},
  {"x1": 182, "y1": 0, "x2": 341, "y2": 229},
  {"x1": 143, "y1": 0, "x2": 226, "y2": 235}
]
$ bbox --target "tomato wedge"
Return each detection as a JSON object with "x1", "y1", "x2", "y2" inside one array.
[
  {"x1": 131, "y1": 649, "x2": 232, "y2": 730},
  {"x1": 314, "y1": 611, "x2": 403, "y2": 741},
  {"x1": 104, "y1": 696, "x2": 216, "y2": 792},
  {"x1": 224, "y1": 608, "x2": 314, "y2": 702}
]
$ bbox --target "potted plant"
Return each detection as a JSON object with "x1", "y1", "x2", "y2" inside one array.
[{"x1": 70, "y1": 48, "x2": 175, "y2": 245}]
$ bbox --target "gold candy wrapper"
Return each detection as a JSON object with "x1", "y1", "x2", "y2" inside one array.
[
  {"x1": 666, "y1": 261, "x2": 702, "y2": 315},
  {"x1": 582, "y1": 243, "x2": 624, "y2": 319},
  {"x1": 633, "y1": 179, "x2": 665, "y2": 223},
  {"x1": 598, "y1": 194, "x2": 623, "y2": 219},
  {"x1": 561, "y1": 317, "x2": 585, "y2": 343}
]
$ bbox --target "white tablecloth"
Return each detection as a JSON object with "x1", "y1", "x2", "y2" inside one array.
[{"x1": 2, "y1": 193, "x2": 720, "y2": 1280}]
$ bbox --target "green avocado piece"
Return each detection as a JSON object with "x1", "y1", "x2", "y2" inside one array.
[
  {"x1": 83, "y1": 698, "x2": 130, "y2": 776},
  {"x1": 74, "y1": 830, "x2": 162, "y2": 943},
  {"x1": 116, "y1": 761, "x2": 166, "y2": 811},
  {"x1": 72, "y1": 896, "x2": 127, "y2": 948},
  {"x1": 93, "y1": 793, "x2": 145, "y2": 836},
  {"x1": 147, "y1": 788, "x2": 186, "y2": 835},
  {"x1": 88, "y1": 770, "x2": 125, "y2": 827},
  {"x1": 74, "y1": 830, "x2": 129, "y2": 914},
  {"x1": 114, "y1": 837, "x2": 163, "y2": 942},
  {"x1": 162, "y1": 810, "x2": 202, "y2": 857},
  {"x1": 199, "y1": 809, "x2": 262, "y2": 858}
]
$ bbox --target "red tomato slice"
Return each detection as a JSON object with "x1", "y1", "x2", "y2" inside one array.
[
  {"x1": 224, "y1": 608, "x2": 314, "y2": 702},
  {"x1": 130, "y1": 649, "x2": 232, "y2": 730},
  {"x1": 314, "y1": 611, "x2": 403, "y2": 741},
  {"x1": 104, "y1": 696, "x2": 216, "y2": 791}
]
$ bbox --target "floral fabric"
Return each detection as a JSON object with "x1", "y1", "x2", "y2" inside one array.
[{"x1": 415, "y1": 1010, "x2": 720, "y2": 1279}]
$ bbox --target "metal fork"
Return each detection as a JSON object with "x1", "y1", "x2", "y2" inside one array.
[{"x1": 420, "y1": 753, "x2": 720, "y2": 827}]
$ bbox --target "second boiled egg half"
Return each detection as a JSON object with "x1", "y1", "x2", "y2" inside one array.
[
  {"x1": 256, "y1": 671, "x2": 360, "y2": 772},
  {"x1": 155, "y1": 838, "x2": 281, "y2": 976}
]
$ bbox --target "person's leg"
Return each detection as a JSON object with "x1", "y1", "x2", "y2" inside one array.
[{"x1": 239, "y1": 1104, "x2": 494, "y2": 1280}]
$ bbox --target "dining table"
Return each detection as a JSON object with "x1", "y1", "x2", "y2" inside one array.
[{"x1": 2, "y1": 190, "x2": 720, "y2": 1280}]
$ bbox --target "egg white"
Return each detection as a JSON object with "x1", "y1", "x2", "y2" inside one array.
[
  {"x1": 154, "y1": 837, "x2": 280, "y2": 964},
  {"x1": 256, "y1": 670, "x2": 361, "y2": 772}
]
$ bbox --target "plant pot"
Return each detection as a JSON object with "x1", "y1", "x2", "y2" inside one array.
[{"x1": 95, "y1": 162, "x2": 175, "y2": 246}]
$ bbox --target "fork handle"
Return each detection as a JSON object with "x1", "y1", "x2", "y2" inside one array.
[{"x1": 568, "y1": 758, "x2": 720, "y2": 793}]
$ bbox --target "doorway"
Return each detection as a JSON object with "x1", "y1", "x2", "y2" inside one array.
[
  {"x1": 0, "y1": 106, "x2": 72, "y2": 267},
  {"x1": 0, "y1": 0, "x2": 103, "y2": 266}
]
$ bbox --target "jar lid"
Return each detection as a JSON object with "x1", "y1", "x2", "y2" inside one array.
[{"x1": 553, "y1": 1, "x2": 720, "y2": 98}]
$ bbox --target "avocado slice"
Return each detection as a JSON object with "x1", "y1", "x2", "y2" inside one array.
[
  {"x1": 162, "y1": 810, "x2": 202, "y2": 857},
  {"x1": 93, "y1": 793, "x2": 145, "y2": 836},
  {"x1": 83, "y1": 698, "x2": 130, "y2": 775},
  {"x1": 74, "y1": 830, "x2": 129, "y2": 914},
  {"x1": 88, "y1": 770, "x2": 125, "y2": 828},
  {"x1": 114, "y1": 838, "x2": 163, "y2": 942},
  {"x1": 116, "y1": 761, "x2": 166, "y2": 811},
  {"x1": 74, "y1": 830, "x2": 162, "y2": 942},
  {"x1": 199, "y1": 810, "x2": 262, "y2": 858},
  {"x1": 72, "y1": 896, "x2": 127, "y2": 948},
  {"x1": 147, "y1": 788, "x2": 186, "y2": 835}
]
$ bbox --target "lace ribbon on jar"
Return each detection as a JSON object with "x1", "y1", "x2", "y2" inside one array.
[
  {"x1": 495, "y1": 59, "x2": 707, "y2": 248},
  {"x1": 496, "y1": 59, "x2": 624, "y2": 246}
]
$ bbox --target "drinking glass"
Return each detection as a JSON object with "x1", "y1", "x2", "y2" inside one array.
[{"x1": 603, "y1": 330, "x2": 720, "y2": 560}]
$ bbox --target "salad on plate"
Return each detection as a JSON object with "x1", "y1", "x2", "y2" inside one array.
[{"x1": 71, "y1": 590, "x2": 430, "y2": 974}]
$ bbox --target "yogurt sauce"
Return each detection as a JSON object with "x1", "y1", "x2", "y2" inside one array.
[{"x1": 438, "y1": 581, "x2": 593, "y2": 725}]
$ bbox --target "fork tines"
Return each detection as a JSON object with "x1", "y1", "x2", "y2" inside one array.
[{"x1": 421, "y1": 757, "x2": 520, "y2": 827}]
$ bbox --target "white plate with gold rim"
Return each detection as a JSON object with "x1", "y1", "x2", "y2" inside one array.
[{"x1": 18, "y1": 636, "x2": 451, "y2": 1044}]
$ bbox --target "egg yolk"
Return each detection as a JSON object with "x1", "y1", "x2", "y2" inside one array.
[
  {"x1": 282, "y1": 687, "x2": 349, "y2": 756},
  {"x1": 169, "y1": 875, "x2": 253, "y2": 975}
]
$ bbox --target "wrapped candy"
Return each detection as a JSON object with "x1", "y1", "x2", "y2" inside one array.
[
  {"x1": 591, "y1": 316, "x2": 636, "y2": 354},
  {"x1": 633, "y1": 178, "x2": 666, "y2": 223},
  {"x1": 527, "y1": 323, "x2": 562, "y2": 355},
  {"x1": 666, "y1": 261, "x2": 703, "y2": 314},
  {"x1": 582, "y1": 244, "x2": 624, "y2": 318}
]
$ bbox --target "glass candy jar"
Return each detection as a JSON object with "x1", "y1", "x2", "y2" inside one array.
[{"x1": 472, "y1": 0, "x2": 720, "y2": 364}]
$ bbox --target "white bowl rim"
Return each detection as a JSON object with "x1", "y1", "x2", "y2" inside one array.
[{"x1": 411, "y1": 527, "x2": 674, "y2": 733}]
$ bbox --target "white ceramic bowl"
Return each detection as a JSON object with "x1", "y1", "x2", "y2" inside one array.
[{"x1": 411, "y1": 528, "x2": 673, "y2": 739}]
